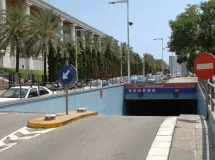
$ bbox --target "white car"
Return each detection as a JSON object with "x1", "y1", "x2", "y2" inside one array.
[
  {"x1": 148, "y1": 76, "x2": 157, "y2": 83},
  {"x1": 176, "y1": 73, "x2": 181, "y2": 77},
  {"x1": 83, "y1": 80, "x2": 110, "y2": 90},
  {"x1": 0, "y1": 86, "x2": 55, "y2": 102},
  {"x1": 83, "y1": 80, "x2": 102, "y2": 90}
]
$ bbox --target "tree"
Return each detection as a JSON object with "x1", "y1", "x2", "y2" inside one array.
[
  {"x1": 168, "y1": 4, "x2": 200, "y2": 71},
  {"x1": 199, "y1": 0, "x2": 215, "y2": 53},
  {"x1": 168, "y1": 1, "x2": 215, "y2": 72},
  {"x1": 0, "y1": 7, "x2": 30, "y2": 73},
  {"x1": 25, "y1": 9, "x2": 64, "y2": 82}
]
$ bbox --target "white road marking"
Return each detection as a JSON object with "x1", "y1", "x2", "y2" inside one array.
[
  {"x1": 145, "y1": 117, "x2": 178, "y2": 160},
  {"x1": 0, "y1": 126, "x2": 56, "y2": 153},
  {"x1": 0, "y1": 113, "x2": 8, "y2": 115},
  {"x1": 197, "y1": 63, "x2": 213, "y2": 70}
]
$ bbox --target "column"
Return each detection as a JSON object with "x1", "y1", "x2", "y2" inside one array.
[
  {"x1": 23, "y1": 2, "x2": 32, "y2": 70},
  {"x1": 0, "y1": 0, "x2": 6, "y2": 21},
  {"x1": 80, "y1": 30, "x2": 85, "y2": 49},
  {"x1": 90, "y1": 32, "x2": 94, "y2": 52},
  {"x1": 69, "y1": 23, "x2": 76, "y2": 43},
  {"x1": 98, "y1": 36, "x2": 102, "y2": 53},
  {"x1": 0, "y1": 0, "x2": 6, "y2": 12},
  {"x1": 59, "y1": 18, "x2": 64, "y2": 42},
  {"x1": 23, "y1": 2, "x2": 31, "y2": 15}
]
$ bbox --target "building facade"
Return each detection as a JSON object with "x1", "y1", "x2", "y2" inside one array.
[
  {"x1": 0, "y1": 0, "x2": 106, "y2": 71},
  {"x1": 181, "y1": 62, "x2": 189, "y2": 77},
  {"x1": 169, "y1": 56, "x2": 181, "y2": 76}
]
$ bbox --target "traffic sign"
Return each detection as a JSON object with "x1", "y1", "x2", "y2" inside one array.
[
  {"x1": 58, "y1": 65, "x2": 78, "y2": 115},
  {"x1": 194, "y1": 52, "x2": 215, "y2": 80},
  {"x1": 59, "y1": 65, "x2": 77, "y2": 87}
]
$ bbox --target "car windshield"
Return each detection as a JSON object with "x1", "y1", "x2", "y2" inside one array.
[
  {"x1": 86, "y1": 81, "x2": 101, "y2": 87},
  {"x1": 1, "y1": 88, "x2": 28, "y2": 98},
  {"x1": 149, "y1": 76, "x2": 156, "y2": 79},
  {"x1": 137, "y1": 77, "x2": 146, "y2": 81},
  {"x1": 108, "y1": 79, "x2": 120, "y2": 84}
]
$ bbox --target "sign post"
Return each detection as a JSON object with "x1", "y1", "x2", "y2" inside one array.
[
  {"x1": 59, "y1": 65, "x2": 77, "y2": 115},
  {"x1": 194, "y1": 52, "x2": 215, "y2": 119},
  {"x1": 194, "y1": 52, "x2": 215, "y2": 80}
]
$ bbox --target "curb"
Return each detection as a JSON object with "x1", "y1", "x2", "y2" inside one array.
[{"x1": 27, "y1": 112, "x2": 97, "y2": 128}]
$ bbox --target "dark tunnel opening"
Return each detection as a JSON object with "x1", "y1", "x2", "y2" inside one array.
[{"x1": 125, "y1": 99, "x2": 197, "y2": 116}]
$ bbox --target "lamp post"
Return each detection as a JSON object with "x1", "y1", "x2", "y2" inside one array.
[
  {"x1": 153, "y1": 38, "x2": 164, "y2": 75},
  {"x1": 109, "y1": 0, "x2": 132, "y2": 83},
  {"x1": 120, "y1": 45, "x2": 123, "y2": 79},
  {"x1": 143, "y1": 53, "x2": 145, "y2": 76}
]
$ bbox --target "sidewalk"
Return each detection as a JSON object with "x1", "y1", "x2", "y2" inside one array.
[{"x1": 169, "y1": 115, "x2": 215, "y2": 160}]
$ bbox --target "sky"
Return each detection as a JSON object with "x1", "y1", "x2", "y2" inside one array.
[{"x1": 45, "y1": 0, "x2": 203, "y2": 64}]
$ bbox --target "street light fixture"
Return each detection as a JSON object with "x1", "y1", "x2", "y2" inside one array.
[
  {"x1": 153, "y1": 38, "x2": 164, "y2": 75},
  {"x1": 109, "y1": 0, "x2": 132, "y2": 83}
]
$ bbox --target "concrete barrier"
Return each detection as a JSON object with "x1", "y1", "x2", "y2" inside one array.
[{"x1": 0, "y1": 85, "x2": 124, "y2": 115}]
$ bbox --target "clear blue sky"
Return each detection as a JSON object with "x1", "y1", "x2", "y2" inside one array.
[{"x1": 45, "y1": 0, "x2": 203, "y2": 64}]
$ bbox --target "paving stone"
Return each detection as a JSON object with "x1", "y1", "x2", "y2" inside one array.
[
  {"x1": 171, "y1": 128, "x2": 196, "y2": 150},
  {"x1": 177, "y1": 120, "x2": 196, "y2": 129},
  {"x1": 168, "y1": 148, "x2": 196, "y2": 160}
]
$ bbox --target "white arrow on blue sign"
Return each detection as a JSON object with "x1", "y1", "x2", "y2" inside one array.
[{"x1": 59, "y1": 65, "x2": 73, "y2": 86}]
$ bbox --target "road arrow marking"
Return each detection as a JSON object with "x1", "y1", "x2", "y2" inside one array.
[{"x1": 63, "y1": 70, "x2": 70, "y2": 80}]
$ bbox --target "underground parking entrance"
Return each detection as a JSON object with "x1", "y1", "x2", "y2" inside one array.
[{"x1": 125, "y1": 99, "x2": 197, "y2": 116}]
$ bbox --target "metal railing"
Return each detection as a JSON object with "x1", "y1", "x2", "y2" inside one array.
[
  {"x1": 199, "y1": 79, "x2": 215, "y2": 119},
  {"x1": 0, "y1": 77, "x2": 124, "y2": 100}
]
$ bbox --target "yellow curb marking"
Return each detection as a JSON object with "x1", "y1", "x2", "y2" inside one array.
[{"x1": 27, "y1": 111, "x2": 97, "y2": 128}]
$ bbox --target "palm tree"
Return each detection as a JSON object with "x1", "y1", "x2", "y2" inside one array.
[
  {"x1": 25, "y1": 9, "x2": 64, "y2": 82},
  {"x1": 0, "y1": 7, "x2": 30, "y2": 73}
]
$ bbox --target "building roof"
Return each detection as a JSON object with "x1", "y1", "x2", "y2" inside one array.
[{"x1": 28, "y1": 0, "x2": 107, "y2": 37}]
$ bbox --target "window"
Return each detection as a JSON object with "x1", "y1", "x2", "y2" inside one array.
[
  {"x1": 2, "y1": 88, "x2": 28, "y2": 98},
  {"x1": 28, "y1": 88, "x2": 38, "y2": 98},
  {"x1": 39, "y1": 87, "x2": 49, "y2": 96}
]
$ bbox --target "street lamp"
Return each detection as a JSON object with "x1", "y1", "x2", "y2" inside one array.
[
  {"x1": 153, "y1": 38, "x2": 164, "y2": 75},
  {"x1": 109, "y1": 0, "x2": 133, "y2": 83}
]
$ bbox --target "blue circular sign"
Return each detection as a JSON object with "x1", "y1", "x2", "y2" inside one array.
[{"x1": 59, "y1": 66, "x2": 73, "y2": 86}]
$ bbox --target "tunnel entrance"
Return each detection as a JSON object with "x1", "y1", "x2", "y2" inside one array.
[{"x1": 125, "y1": 99, "x2": 197, "y2": 116}]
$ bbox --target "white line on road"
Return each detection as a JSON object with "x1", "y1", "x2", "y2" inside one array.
[
  {"x1": 197, "y1": 63, "x2": 213, "y2": 70},
  {"x1": 145, "y1": 117, "x2": 178, "y2": 160},
  {"x1": 0, "y1": 126, "x2": 56, "y2": 153},
  {"x1": 0, "y1": 113, "x2": 8, "y2": 115}
]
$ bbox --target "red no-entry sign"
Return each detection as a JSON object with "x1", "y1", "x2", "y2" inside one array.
[{"x1": 194, "y1": 52, "x2": 215, "y2": 80}]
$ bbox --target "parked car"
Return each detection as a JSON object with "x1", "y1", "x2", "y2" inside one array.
[
  {"x1": 84, "y1": 80, "x2": 102, "y2": 90},
  {"x1": 75, "y1": 80, "x2": 86, "y2": 88},
  {"x1": 122, "y1": 76, "x2": 129, "y2": 83},
  {"x1": 108, "y1": 78, "x2": 121, "y2": 85},
  {"x1": 148, "y1": 75, "x2": 157, "y2": 83},
  {"x1": 46, "y1": 82, "x2": 63, "y2": 91},
  {"x1": 136, "y1": 77, "x2": 147, "y2": 84},
  {"x1": 0, "y1": 86, "x2": 55, "y2": 102},
  {"x1": 176, "y1": 73, "x2": 181, "y2": 77}
]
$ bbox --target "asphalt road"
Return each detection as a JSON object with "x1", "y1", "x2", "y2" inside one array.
[
  {"x1": 0, "y1": 112, "x2": 43, "y2": 139},
  {"x1": 0, "y1": 116, "x2": 165, "y2": 160}
]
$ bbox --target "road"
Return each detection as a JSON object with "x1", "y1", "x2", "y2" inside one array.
[
  {"x1": 0, "y1": 116, "x2": 165, "y2": 160},
  {"x1": 0, "y1": 112, "x2": 43, "y2": 140},
  {"x1": 167, "y1": 77, "x2": 197, "y2": 83}
]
